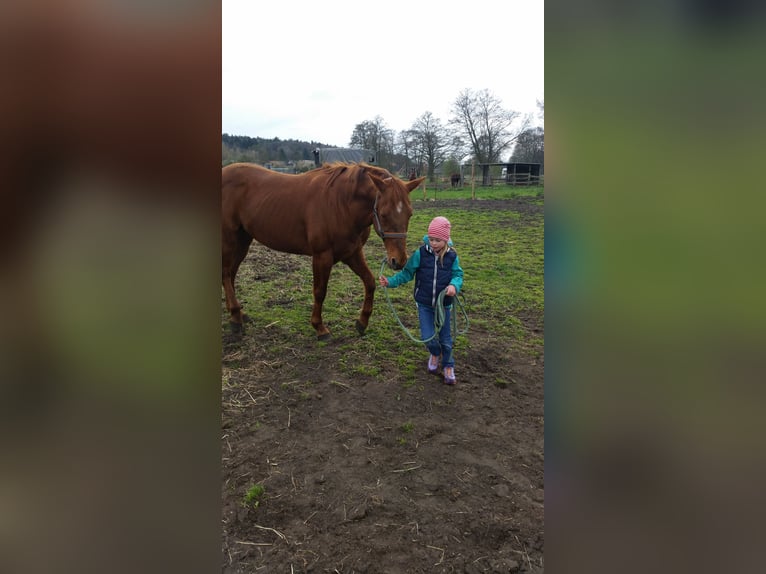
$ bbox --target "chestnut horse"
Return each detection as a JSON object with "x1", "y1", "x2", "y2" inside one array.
[{"x1": 222, "y1": 162, "x2": 425, "y2": 339}]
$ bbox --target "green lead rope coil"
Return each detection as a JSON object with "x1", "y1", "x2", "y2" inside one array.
[{"x1": 379, "y1": 259, "x2": 469, "y2": 345}]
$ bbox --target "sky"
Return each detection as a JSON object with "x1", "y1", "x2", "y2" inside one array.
[{"x1": 222, "y1": 0, "x2": 543, "y2": 147}]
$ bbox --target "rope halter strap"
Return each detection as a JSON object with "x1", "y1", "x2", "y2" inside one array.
[{"x1": 372, "y1": 192, "x2": 407, "y2": 240}]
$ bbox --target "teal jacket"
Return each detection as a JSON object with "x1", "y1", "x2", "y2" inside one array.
[{"x1": 386, "y1": 235, "x2": 464, "y2": 307}]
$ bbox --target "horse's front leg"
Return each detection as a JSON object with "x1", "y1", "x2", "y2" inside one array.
[
  {"x1": 311, "y1": 251, "x2": 334, "y2": 340},
  {"x1": 342, "y1": 248, "x2": 376, "y2": 336}
]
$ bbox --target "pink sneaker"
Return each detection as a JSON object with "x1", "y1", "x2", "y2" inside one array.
[
  {"x1": 443, "y1": 367, "x2": 456, "y2": 385},
  {"x1": 427, "y1": 354, "x2": 440, "y2": 374}
]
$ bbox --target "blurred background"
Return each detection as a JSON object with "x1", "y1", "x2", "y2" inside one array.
[
  {"x1": 546, "y1": 1, "x2": 766, "y2": 572},
  {"x1": 0, "y1": 1, "x2": 221, "y2": 573}
]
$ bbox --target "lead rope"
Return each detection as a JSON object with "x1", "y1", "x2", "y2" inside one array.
[{"x1": 379, "y1": 259, "x2": 469, "y2": 344}]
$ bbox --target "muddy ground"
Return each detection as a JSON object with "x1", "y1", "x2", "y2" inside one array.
[{"x1": 221, "y1": 197, "x2": 544, "y2": 573}]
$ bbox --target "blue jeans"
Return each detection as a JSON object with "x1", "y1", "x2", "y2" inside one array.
[{"x1": 417, "y1": 303, "x2": 454, "y2": 368}]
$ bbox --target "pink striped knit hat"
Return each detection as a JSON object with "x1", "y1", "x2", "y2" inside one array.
[{"x1": 427, "y1": 216, "x2": 451, "y2": 241}]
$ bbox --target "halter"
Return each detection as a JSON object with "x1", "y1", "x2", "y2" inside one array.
[{"x1": 371, "y1": 192, "x2": 407, "y2": 240}]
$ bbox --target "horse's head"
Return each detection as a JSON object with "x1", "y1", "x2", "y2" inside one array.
[{"x1": 366, "y1": 168, "x2": 425, "y2": 270}]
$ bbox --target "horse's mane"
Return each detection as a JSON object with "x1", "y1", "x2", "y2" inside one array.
[
  {"x1": 320, "y1": 162, "x2": 391, "y2": 175},
  {"x1": 319, "y1": 162, "x2": 394, "y2": 188},
  {"x1": 320, "y1": 162, "x2": 352, "y2": 187}
]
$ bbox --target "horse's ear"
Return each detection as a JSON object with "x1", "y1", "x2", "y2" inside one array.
[
  {"x1": 367, "y1": 172, "x2": 390, "y2": 191},
  {"x1": 406, "y1": 176, "x2": 426, "y2": 192}
]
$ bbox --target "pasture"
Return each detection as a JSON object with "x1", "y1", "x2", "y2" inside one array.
[{"x1": 221, "y1": 188, "x2": 544, "y2": 572}]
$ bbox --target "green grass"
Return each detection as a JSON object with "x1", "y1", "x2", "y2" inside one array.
[
  {"x1": 417, "y1": 184, "x2": 544, "y2": 201},
  {"x1": 243, "y1": 484, "x2": 265, "y2": 507},
  {"x1": 222, "y1": 188, "x2": 543, "y2": 380},
  {"x1": 381, "y1": 201, "x2": 544, "y2": 344}
]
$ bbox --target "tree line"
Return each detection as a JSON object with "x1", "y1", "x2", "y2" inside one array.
[
  {"x1": 222, "y1": 134, "x2": 327, "y2": 166},
  {"x1": 223, "y1": 89, "x2": 543, "y2": 182}
]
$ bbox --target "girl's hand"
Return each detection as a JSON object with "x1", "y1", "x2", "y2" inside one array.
[
  {"x1": 445, "y1": 285, "x2": 456, "y2": 297},
  {"x1": 378, "y1": 276, "x2": 389, "y2": 287}
]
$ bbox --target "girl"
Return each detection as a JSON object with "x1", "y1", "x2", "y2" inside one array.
[{"x1": 379, "y1": 216, "x2": 464, "y2": 385}]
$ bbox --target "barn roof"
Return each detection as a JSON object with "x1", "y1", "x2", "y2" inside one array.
[{"x1": 318, "y1": 148, "x2": 375, "y2": 164}]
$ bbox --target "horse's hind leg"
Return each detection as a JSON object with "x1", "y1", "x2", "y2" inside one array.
[
  {"x1": 222, "y1": 226, "x2": 253, "y2": 330},
  {"x1": 342, "y1": 248, "x2": 376, "y2": 336}
]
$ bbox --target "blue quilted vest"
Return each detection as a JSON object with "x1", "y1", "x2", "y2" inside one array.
[{"x1": 414, "y1": 245, "x2": 457, "y2": 307}]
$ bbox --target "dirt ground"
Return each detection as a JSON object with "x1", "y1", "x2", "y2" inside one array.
[{"x1": 221, "y1": 197, "x2": 544, "y2": 573}]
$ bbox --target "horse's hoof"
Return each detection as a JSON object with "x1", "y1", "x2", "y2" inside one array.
[
  {"x1": 230, "y1": 321, "x2": 244, "y2": 334},
  {"x1": 355, "y1": 320, "x2": 367, "y2": 336},
  {"x1": 317, "y1": 332, "x2": 331, "y2": 341}
]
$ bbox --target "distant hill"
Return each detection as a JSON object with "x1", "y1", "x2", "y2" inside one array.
[{"x1": 222, "y1": 134, "x2": 335, "y2": 166}]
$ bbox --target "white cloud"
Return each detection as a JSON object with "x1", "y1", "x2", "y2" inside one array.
[{"x1": 223, "y1": 0, "x2": 543, "y2": 146}]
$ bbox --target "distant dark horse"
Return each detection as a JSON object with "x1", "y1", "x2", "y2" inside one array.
[
  {"x1": 450, "y1": 173, "x2": 461, "y2": 188},
  {"x1": 222, "y1": 162, "x2": 425, "y2": 339}
]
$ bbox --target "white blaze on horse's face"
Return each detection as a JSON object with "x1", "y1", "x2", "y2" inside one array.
[{"x1": 396, "y1": 201, "x2": 403, "y2": 214}]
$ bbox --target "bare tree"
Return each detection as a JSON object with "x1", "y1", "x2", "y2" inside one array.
[
  {"x1": 409, "y1": 111, "x2": 449, "y2": 183},
  {"x1": 349, "y1": 118, "x2": 376, "y2": 150},
  {"x1": 349, "y1": 115, "x2": 395, "y2": 169},
  {"x1": 510, "y1": 126, "x2": 544, "y2": 168},
  {"x1": 396, "y1": 129, "x2": 421, "y2": 177},
  {"x1": 449, "y1": 88, "x2": 531, "y2": 183}
]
